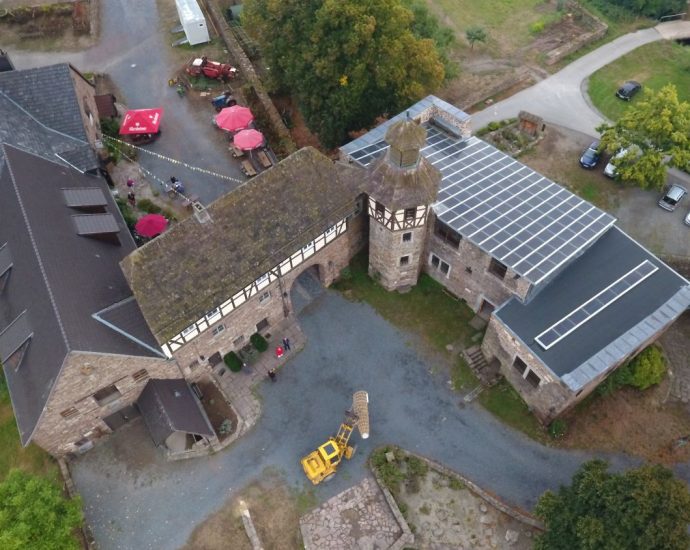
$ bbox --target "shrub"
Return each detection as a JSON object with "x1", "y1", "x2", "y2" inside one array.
[
  {"x1": 250, "y1": 332, "x2": 268, "y2": 352},
  {"x1": 625, "y1": 345, "x2": 666, "y2": 390},
  {"x1": 223, "y1": 351, "x2": 243, "y2": 372},
  {"x1": 115, "y1": 198, "x2": 137, "y2": 229},
  {"x1": 549, "y1": 418, "x2": 567, "y2": 439},
  {"x1": 529, "y1": 20, "x2": 545, "y2": 34},
  {"x1": 137, "y1": 198, "x2": 163, "y2": 215}
]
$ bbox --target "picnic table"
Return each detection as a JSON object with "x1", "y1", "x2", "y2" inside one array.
[
  {"x1": 230, "y1": 145, "x2": 245, "y2": 158},
  {"x1": 257, "y1": 150, "x2": 272, "y2": 169},
  {"x1": 241, "y1": 159, "x2": 257, "y2": 177}
]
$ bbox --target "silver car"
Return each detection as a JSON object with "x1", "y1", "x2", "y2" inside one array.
[{"x1": 658, "y1": 183, "x2": 687, "y2": 212}]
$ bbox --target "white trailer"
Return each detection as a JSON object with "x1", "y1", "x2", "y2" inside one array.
[{"x1": 175, "y1": 0, "x2": 210, "y2": 46}]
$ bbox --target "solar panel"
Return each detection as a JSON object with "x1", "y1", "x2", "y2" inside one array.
[
  {"x1": 62, "y1": 187, "x2": 107, "y2": 208},
  {"x1": 72, "y1": 213, "x2": 120, "y2": 236},
  {"x1": 346, "y1": 121, "x2": 616, "y2": 286},
  {"x1": 0, "y1": 243, "x2": 12, "y2": 275},
  {"x1": 535, "y1": 260, "x2": 658, "y2": 350}
]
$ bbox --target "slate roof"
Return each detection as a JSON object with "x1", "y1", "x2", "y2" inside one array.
[
  {"x1": 122, "y1": 147, "x2": 364, "y2": 342},
  {"x1": 0, "y1": 145, "x2": 160, "y2": 445},
  {"x1": 0, "y1": 64, "x2": 97, "y2": 172},
  {"x1": 137, "y1": 379, "x2": 214, "y2": 447},
  {"x1": 495, "y1": 226, "x2": 690, "y2": 389}
]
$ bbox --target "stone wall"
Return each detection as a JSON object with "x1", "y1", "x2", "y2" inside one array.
[
  {"x1": 368, "y1": 215, "x2": 429, "y2": 291},
  {"x1": 425, "y1": 225, "x2": 531, "y2": 313},
  {"x1": 68, "y1": 65, "x2": 101, "y2": 152},
  {"x1": 481, "y1": 317, "x2": 572, "y2": 423},
  {"x1": 545, "y1": 5, "x2": 608, "y2": 66},
  {"x1": 173, "y1": 211, "x2": 367, "y2": 375},
  {"x1": 33, "y1": 351, "x2": 182, "y2": 457}
]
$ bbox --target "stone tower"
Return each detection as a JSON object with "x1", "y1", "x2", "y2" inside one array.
[{"x1": 365, "y1": 118, "x2": 442, "y2": 291}]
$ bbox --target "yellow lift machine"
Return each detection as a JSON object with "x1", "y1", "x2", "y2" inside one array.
[{"x1": 301, "y1": 390, "x2": 370, "y2": 484}]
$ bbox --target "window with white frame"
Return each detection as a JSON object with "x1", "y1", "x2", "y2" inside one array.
[
  {"x1": 325, "y1": 225, "x2": 336, "y2": 237},
  {"x1": 181, "y1": 324, "x2": 196, "y2": 337},
  {"x1": 256, "y1": 273, "x2": 269, "y2": 286},
  {"x1": 205, "y1": 307, "x2": 220, "y2": 321},
  {"x1": 429, "y1": 253, "x2": 450, "y2": 276},
  {"x1": 302, "y1": 241, "x2": 315, "y2": 255},
  {"x1": 258, "y1": 290, "x2": 271, "y2": 304},
  {"x1": 212, "y1": 324, "x2": 225, "y2": 336}
]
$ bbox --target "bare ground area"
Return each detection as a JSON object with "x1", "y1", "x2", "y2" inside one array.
[
  {"x1": 0, "y1": 0, "x2": 96, "y2": 51},
  {"x1": 182, "y1": 472, "x2": 303, "y2": 550},
  {"x1": 560, "y1": 381, "x2": 690, "y2": 465}
]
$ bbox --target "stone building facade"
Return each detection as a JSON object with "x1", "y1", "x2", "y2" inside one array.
[
  {"x1": 68, "y1": 65, "x2": 102, "y2": 153},
  {"x1": 32, "y1": 352, "x2": 182, "y2": 457}
]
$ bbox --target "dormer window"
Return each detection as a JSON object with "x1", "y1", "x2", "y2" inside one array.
[
  {"x1": 0, "y1": 243, "x2": 12, "y2": 294},
  {"x1": 375, "y1": 202, "x2": 386, "y2": 221},
  {"x1": 0, "y1": 310, "x2": 33, "y2": 372}
]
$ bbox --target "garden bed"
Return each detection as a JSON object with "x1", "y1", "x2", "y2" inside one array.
[{"x1": 197, "y1": 380, "x2": 238, "y2": 441}]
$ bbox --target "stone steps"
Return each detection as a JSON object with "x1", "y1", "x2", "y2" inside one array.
[{"x1": 463, "y1": 346, "x2": 502, "y2": 387}]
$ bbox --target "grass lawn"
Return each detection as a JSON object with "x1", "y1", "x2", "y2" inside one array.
[
  {"x1": 0, "y1": 378, "x2": 58, "y2": 482},
  {"x1": 335, "y1": 252, "x2": 549, "y2": 442},
  {"x1": 478, "y1": 380, "x2": 548, "y2": 443},
  {"x1": 588, "y1": 41, "x2": 690, "y2": 121},
  {"x1": 333, "y1": 252, "x2": 476, "y2": 352}
]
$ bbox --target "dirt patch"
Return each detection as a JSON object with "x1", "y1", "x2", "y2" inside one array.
[
  {"x1": 559, "y1": 381, "x2": 690, "y2": 465},
  {"x1": 182, "y1": 472, "x2": 302, "y2": 550},
  {"x1": 0, "y1": 1, "x2": 96, "y2": 51},
  {"x1": 271, "y1": 95, "x2": 325, "y2": 152},
  {"x1": 196, "y1": 379, "x2": 238, "y2": 441}
]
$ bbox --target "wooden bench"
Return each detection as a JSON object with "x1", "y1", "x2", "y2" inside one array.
[
  {"x1": 241, "y1": 160, "x2": 257, "y2": 177},
  {"x1": 257, "y1": 150, "x2": 273, "y2": 169},
  {"x1": 230, "y1": 145, "x2": 245, "y2": 158}
]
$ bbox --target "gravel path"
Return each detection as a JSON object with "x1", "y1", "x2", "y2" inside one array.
[{"x1": 71, "y1": 289, "x2": 638, "y2": 550}]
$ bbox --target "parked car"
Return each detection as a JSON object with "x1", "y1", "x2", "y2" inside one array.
[
  {"x1": 616, "y1": 80, "x2": 641, "y2": 101},
  {"x1": 604, "y1": 148, "x2": 629, "y2": 178},
  {"x1": 579, "y1": 140, "x2": 601, "y2": 169},
  {"x1": 684, "y1": 209, "x2": 690, "y2": 226},
  {"x1": 658, "y1": 183, "x2": 687, "y2": 211}
]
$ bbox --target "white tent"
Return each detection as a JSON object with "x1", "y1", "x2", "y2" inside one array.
[{"x1": 175, "y1": 0, "x2": 210, "y2": 46}]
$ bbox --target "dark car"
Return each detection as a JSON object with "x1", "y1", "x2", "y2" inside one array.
[
  {"x1": 579, "y1": 140, "x2": 601, "y2": 169},
  {"x1": 658, "y1": 183, "x2": 687, "y2": 212},
  {"x1": 616, "y1": 80, "x2": 641, "y2": 101}
]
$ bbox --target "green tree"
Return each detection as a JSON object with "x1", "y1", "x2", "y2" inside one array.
[
  {"x1": 535, "y1": 460, "x2": 690, "y2": 550},
  {"x1": 465, "y1": 25, "x2": 487, "y2": 49},
  {"x1": 244, "y1": 0, "x2": 445, "y2": 147},
  {"x1": 0, "y1": 469, "x2": 83, "y2": 550},
  {"x1": 597, "y1": 84, "x2": 690, "y2": 190}
]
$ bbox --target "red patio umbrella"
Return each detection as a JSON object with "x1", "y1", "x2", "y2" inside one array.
[
  {"x1": 214, "y1": 105, "x2": 254, "y2": 132},
  {"x1": 135, "y1": 214, "x2": 168, "y2": 237},
  {"x1": 233, "y1": 129, "x2": 265, "y2": 150},
  {"x1": 119, "y1": 108, "x2": 163, "y2": 135}
]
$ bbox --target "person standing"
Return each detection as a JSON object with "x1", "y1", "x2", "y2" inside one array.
[
  {"x1": 268, "y1": 369, "x2": 277, "y2": 382},
  {"x1": 282, "y1": 337, "x2": 291, "y2": 351},
  {"x1": 127, "y1": 191, "x2": 136, "y2": 207},
  {"x1": 275, "y1": 346, "x2": 284, "y2": 359}
]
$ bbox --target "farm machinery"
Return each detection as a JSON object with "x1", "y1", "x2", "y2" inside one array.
[{"x1": 186, "y1": 56, "x2": 238, "y2": 81}]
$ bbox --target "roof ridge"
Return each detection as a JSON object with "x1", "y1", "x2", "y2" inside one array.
[
  {"x1": 0, "y1": 89, "x2": 89, "y2": 148},
  {"x1": 2, "y1": 144, "x2": 71, "y2": 351}
]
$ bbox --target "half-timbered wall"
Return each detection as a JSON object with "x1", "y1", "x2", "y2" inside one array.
[
  {"x1": 162, "y1": 217, "x2": 349, "y2": 356},
  {"x1": 367, "y1": 197, "x2": 428, "y2": 230}
]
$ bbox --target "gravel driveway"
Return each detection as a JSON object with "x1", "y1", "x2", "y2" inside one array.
[
  {"x1": 9, "y1": 0, "x2": 244, "y2": 204},
  {"x1": 71, "y1": 288, "x2": 638, "y2": 550}
]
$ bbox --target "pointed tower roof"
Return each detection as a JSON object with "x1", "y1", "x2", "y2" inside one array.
[{"x1": 365, "y1": 118, "x2": 441, "y2": 211}]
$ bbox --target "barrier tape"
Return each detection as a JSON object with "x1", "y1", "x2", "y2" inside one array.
[{"x1": 102, "y1": 134, "x2": 245, "y2": 185}]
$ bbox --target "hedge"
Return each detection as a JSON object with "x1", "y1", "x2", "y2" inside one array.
[
  {"x1": 223, "y1": 351, "x2": 243, "y2": 372},
  {"x1": 250, "y1": 332, "x2": 268, "y2": 353}
]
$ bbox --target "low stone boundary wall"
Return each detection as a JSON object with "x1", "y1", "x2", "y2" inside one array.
[
  {"x1": 58, "y1": 458, "x2": 98, "y2": 550},
  {"x1": 202, "y1": 0, "x2": 296, "y2": 158},
  {"x1": 545, "y1": 3, "x2": 608, "y2": 65},
  {"x1": 460, "y1": 68, "x2": 533, "y2": 111}
]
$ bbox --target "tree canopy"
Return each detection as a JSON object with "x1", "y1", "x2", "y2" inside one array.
[
  {"x1": 466, "y1": 26, "x2": 488, "y2": 49},
  {"x1": 535, "y1": 460, "x2": 690, "y2": 550},
  {"x1": 244, "y1": 0, "x2": 445, "y2": 147},
  {"x1": 0, "y1": 469, "x2": 83, "y2": 550},
  {"x1": 597, "y1": 84, "x2": 690, "y2": 190}
]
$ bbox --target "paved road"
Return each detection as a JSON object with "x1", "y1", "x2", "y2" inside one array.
[
  {"x1": 9, "y1": 0, "x2": 244, "y2": 204},
  {"x1": 471, "y1": 27, "x2": 664, "y2": 135},
  {"x1": 71, "y1": 286, "x2": 638, "y2": 550}
]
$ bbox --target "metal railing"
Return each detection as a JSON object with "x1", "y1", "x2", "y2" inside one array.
[{"x1": 659, "y1": 12, "x2": 687, "y2": 22}]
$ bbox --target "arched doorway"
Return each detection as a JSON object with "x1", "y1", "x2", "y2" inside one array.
[{"x1": 290, "y1": 265, "x2": 324, "y2": 316}]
